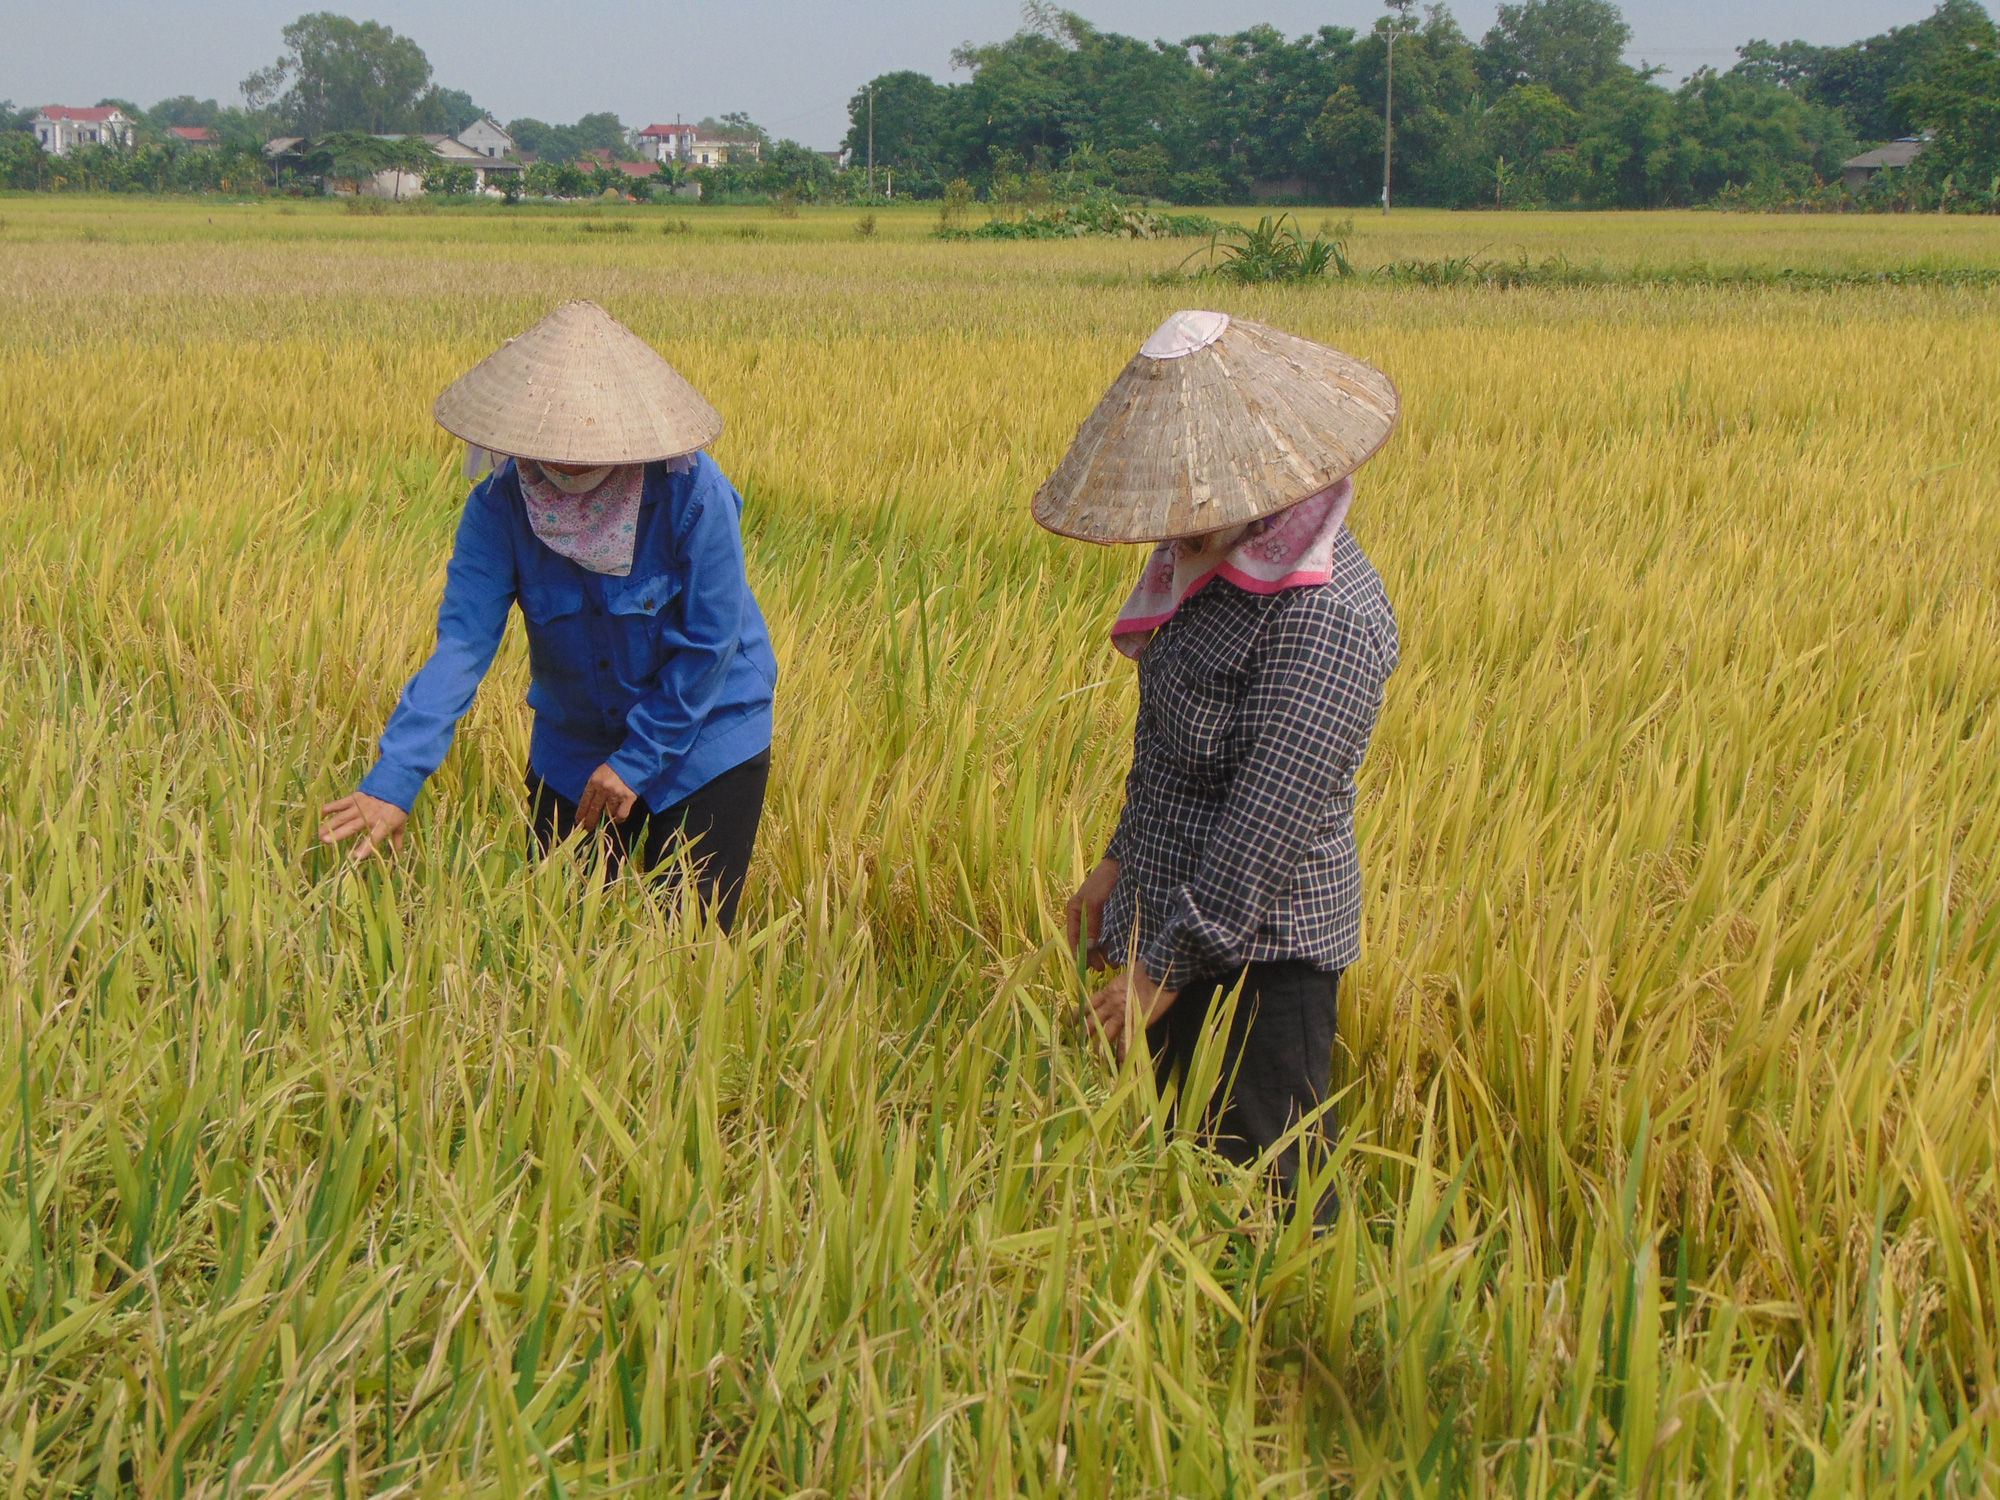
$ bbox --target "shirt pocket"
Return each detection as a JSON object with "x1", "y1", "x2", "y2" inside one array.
[
  {"x1": 520, "y1": 581, "x2": 585, "y2": 626},
  {"x1": 606, "y1": 571, "x2": 681, "y2": 680},
  {"x1": 518, "y1": 582, "x2": 587, "y2": 691}
]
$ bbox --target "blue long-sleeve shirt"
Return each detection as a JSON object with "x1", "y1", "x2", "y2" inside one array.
[{"x1": 360, "y1": 455, "x2": 778, "y2": 815}]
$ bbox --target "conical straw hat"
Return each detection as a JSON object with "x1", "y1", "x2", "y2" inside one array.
[
  {"x1": 1032, "y1": 311, "x2": 1399, "y2": 544},
  {"x1": 434, "y1": 300, "x2": 723, "y2": 465}
]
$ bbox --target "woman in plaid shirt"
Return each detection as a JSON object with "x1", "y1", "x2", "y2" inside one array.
[{"x1": 1035, "y1": 311, "x2": 1401, "y2": 1222}]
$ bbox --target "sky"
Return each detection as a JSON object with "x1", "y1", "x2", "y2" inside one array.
[{"x1": 0, "y1": 0, "x2": 1952, "y2": 149}]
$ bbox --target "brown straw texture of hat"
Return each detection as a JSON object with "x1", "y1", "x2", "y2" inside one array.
[
  {"x1": 434, "y1": 300, "x2": 723, "y2": 465},
  {"x1": 1032, "y1": 313, "x2": 1399, "y2": 545}
]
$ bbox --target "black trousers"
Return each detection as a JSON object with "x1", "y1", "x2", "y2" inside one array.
[
  {"x1": 1146, "y1": 960, "x2": 1342, "y2": 1224},
  {"x1": 525, "y1": 748, "x2": 770, "y2": 934}
]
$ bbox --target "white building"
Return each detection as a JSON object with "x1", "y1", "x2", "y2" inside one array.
[
  {"x1": 636, "y1": 123, "x2": 697, "y2": 163},
  {"x1": 636, "y1": 121, "x2": 759, "y2": 167},
  {"x1": 456, "y1": 118, "x2": 515, "y2": 159},
  {"x1": 365, "y1": 134, "x2": 525, "y2": 199},
  {"x1": 33, "y1": 106, "x2": 136, "y2": 155}
]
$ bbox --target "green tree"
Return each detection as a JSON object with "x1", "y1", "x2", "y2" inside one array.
[
  {"x1": 301, "y1": 130, "x2": 434, "y2": 192},
  {"x1": 1352, "y1": 8, "x2": 1486, "y2": 207},
  {"x1": 764, "y1": 139, "x2": 837, "y2": 198},
  {"x1": 422, "y1": 161, "x2": 479, "y2": 194},
  {"x1": 523, "y1": 159, "x2": 590, "y2": 197},
  {"x1": 843, "y1": 71, "x2": 957, "y2": 182},
  {"x1": 149, "y1": 96, "x2": 225, "y2": 130},
  {"x1": 1187, "y1": 24, "x2": 1358, "y2": 191},
  {"x1": 1, "y1": 101, "x2": 40, "y2": 133},
  {"x1": 1893, "y1": 13, "x2": 2000, "y2": 201},
  {"x1": 242, "y1": 13, "x2": 434, "y2": 134},
  {"x1": 1480, "y1": 0, "x2": 1634, "y2": 106},
  {"x1": 1730, "y1": 1, "x2": 1993, "y2": 143},
  {"x1": 505, "y1": 118, "x2": 555, "y2": 155},
  {"x1": 412, "y1": 87, "x2": 486, "y2": 136},
  {"x1": 954, "y1": 12, "x2": 1197, "y2": 180},
  {"x1": 699, "y1": 112, "x2": 770, "y2": 149},
  {"x1": 0, "y1": 132, "x2": 50, "y2": 188},
  {"x1": 1667, "y1": 68, "x2": 1857, "y2": 200},
  {"x1": 504, "y1": 113, "x2": 626, "y2": 165}
]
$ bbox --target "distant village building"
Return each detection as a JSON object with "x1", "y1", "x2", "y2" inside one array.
[
  {"x1": 259, "y1": 133, "x2": 521, "y2": 197},
  {"x1": 33, "y1": 106, "x2": 136, "y2": 155},
  {"x1": 166, "y1": 126, "x2": 216, "y2": 147},
  {"x1": 456, "y1": 118, "x2": 515, "y2": 159},
  {"x1": 366, "y1": 134, "x2": 523, "y2": 198},
  {"x1": 637, "y1": 123, "x2": 697, "y2": 163},
  {"x1": 1842, "y1": 139, "x2": 1924, "y2": 192},
  {"x1": 576, "y1": 148, "x2": 660, "y2": 182},
  {"x1": 691, "y1": 133, "x2": 756, "y2": 167},
  {"x1": 636, "y1": 122, "x2": 759, "y2": 167}
]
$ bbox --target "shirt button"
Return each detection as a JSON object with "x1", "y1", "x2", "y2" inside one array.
[{"x1": 597, "y1": 659, "x2": 610, "y2": 670}]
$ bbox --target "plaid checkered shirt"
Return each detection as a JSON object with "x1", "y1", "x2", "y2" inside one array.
[{"x1": 1100, "y1": 528, "x2": 1399, "y2": 991}]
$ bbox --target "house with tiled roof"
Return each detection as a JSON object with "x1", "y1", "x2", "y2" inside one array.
[
  {"x1": 1841, "y1": 139, "x2": 1925, "y2": 192},
  {"x1": 365, "y1": 134, "x2": 523, "y2": 199},
  {"x1": 637, "y1": 123, "x2": 696, "y2": 163},
  {"x1": 33, "y1": 106, "x2": 136, "y2": 155},
  {"x1": 576, "y1": 148, "x2": 658, "y2": 177},
  {"x1": 456, "y1": 118, "x2": 515, "y2": 159},
  {"x1": 166, "y1": 126, "x2": 216, "y2": 147},
  {"x1": 636, "y1": 122, "x2": 758, "y2": 167}
]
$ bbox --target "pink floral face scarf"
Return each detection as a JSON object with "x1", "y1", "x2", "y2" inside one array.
[
  {"x1": 517, "y1": 460, "x2": 647, "y2": 576},
  {"x1": 1109, "y1": 476, "x2": 1355, "y2": 660}
]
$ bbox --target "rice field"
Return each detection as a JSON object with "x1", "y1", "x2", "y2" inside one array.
[{"x1": 1, "y1": 196, "x2": 1997, "y2": 1497}]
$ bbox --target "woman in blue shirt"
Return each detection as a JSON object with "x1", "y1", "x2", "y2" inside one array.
[{"x1": 319, "y1": 301, "x2": 778, "y2": 932}]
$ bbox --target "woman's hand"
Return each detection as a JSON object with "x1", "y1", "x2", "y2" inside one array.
[
  {"x1": 319, "y1": 791, "x2": 409, "y2": 861},
  {"x1": 576, "y1": 763, "x2": 639, "y2": 830},
  {"x1": 1087, "y1": 968, "x2": 1178, "y2": 1058},
  {"x1": 1066, "y1": 857, "x2": 1121, "y2": 969}
]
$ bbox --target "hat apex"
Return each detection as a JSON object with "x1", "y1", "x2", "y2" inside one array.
[{"x1": 434, "y1": 300, "x2": 723, "y2": 466}]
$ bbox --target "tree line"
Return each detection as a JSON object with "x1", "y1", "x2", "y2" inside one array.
[
  {"x1": 844, "y1": 0, "x2": 1999, "y2": 209},
  {"x1": 4, "y1": 0, "x2": 1994, "y2": 208}
]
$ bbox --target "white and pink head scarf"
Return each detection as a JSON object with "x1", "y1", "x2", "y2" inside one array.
[
  {"x1": 1109, "y1": 475, "x2": 1355, "y2": 659},
  {"x1": 515, "y1": 461, "x2": 647, "y2": 576}
]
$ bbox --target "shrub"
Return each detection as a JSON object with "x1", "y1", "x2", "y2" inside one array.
[
  {"x1": 938, "y1": 179, "x2": 973, "y2": 234},
  {"x1": 947, "y1": 191, "x2": 1217, "y2": 242},
  {"x1": 422, "y1": 163, "x2": 480, "y2": 196}
]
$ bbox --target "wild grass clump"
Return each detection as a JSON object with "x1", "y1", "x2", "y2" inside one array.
[
  {"x1": 0, "y1": 196, "x2": 1995, "y2": 1496},
  {"x1": 1190, "y1": 212, "x2": 1357, "y2": 282}
]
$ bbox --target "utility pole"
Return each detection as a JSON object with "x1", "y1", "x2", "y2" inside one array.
[
  {"x1": 867, "y1": 86, "x2": 875, "y2": 199},
  {"x1": 1381, "y1": 27, "x2": 1395, "y2": 215}
]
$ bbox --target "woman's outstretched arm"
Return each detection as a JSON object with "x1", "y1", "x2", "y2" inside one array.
[{"x1": 322, "y1": 480, "x2": 518, "y2": 858}]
